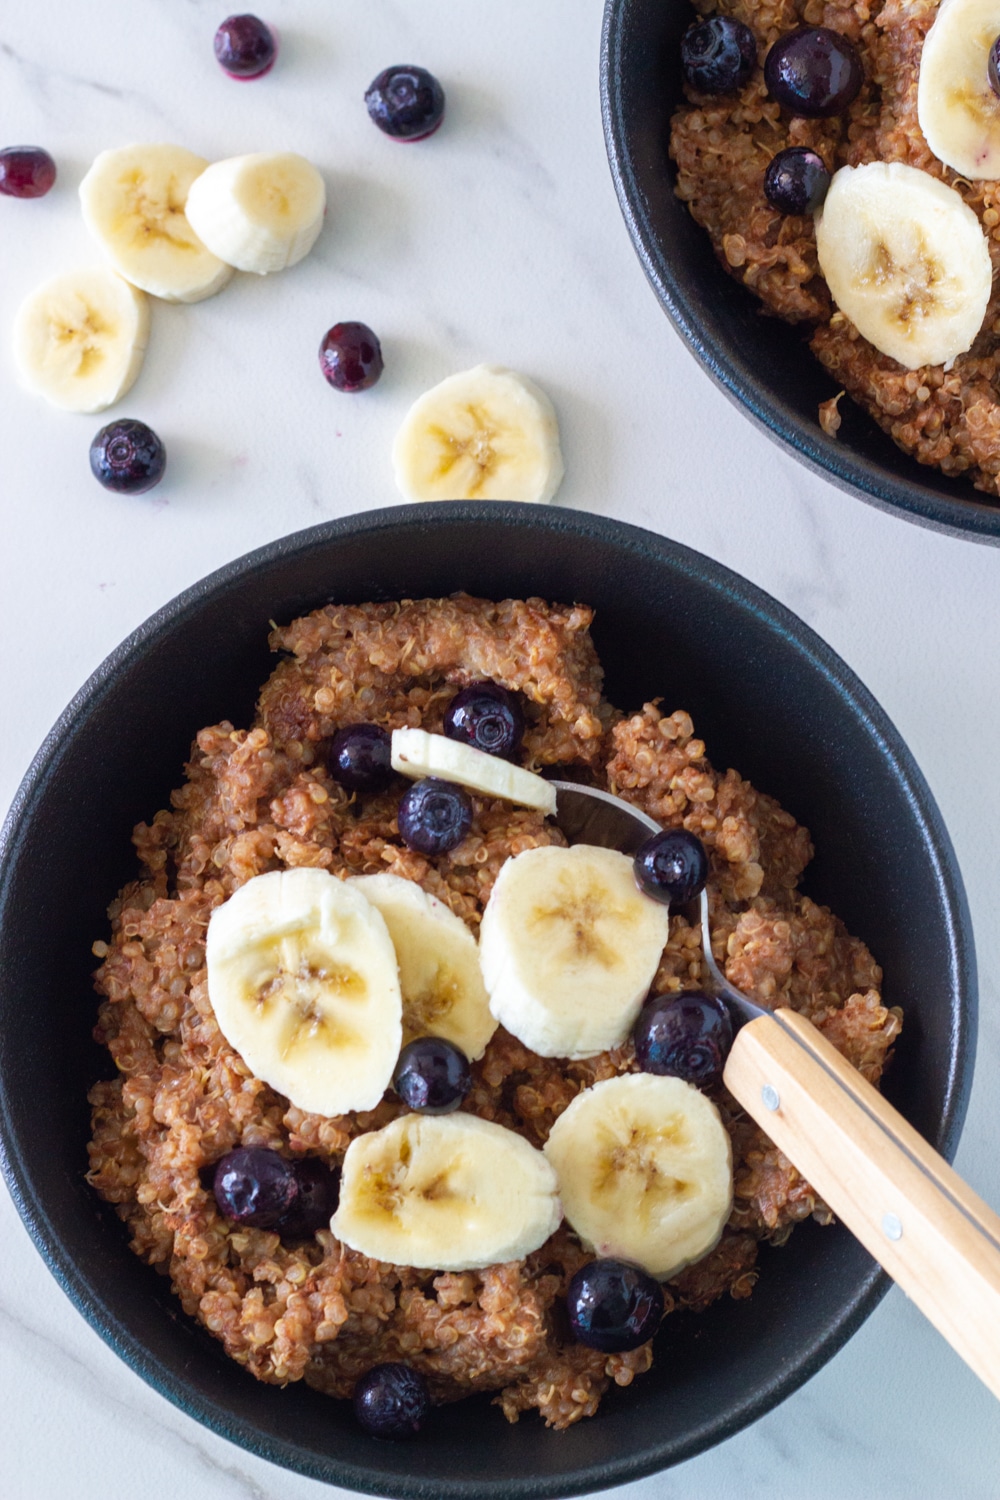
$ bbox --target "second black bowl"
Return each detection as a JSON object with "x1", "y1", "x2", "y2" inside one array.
[
  {"x1": 601, "y1": 0, "x2": 1000, "y2": 544},
  {"x1": 0, "y1": 503, "x2": 976, "y2": 1495}
]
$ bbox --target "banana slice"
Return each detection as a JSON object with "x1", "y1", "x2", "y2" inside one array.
[
  {"x1": 349, "y1": 873, "x2": 497, "y2": 1059},
  {"x1": 478, "y1": 845, "x2": 671, "y2": 1060},
  {"x1": 814, "y1": 162, "x2": 992, "y2": 370},
  {"x1": 205, "y1": 868, "x2": 402, "y2": 1116},
  {"x1": 79, "y1": 144, "x2": 234, "y2": 304},
  {"x1": 391, "y1": 364, "x2": 565, "y2": 504},
  {"x1": 543, "y1": 1073, "x2": 733, "y2": 1280},
  {"x1": 12, "y1": 266, "x2": 150, "y2": 413},
  {"x1": 391, "y1": 728, "x2": 557, "y2": 814},
  {"x1": 185, "y1": 152, "x2": 326, "y2": 275},
  {"x1": 332, "y1": 1111, "x2": 562, "y2": 1269},
  {"x1": 918, "y1": 0, "x2": 1000, "y2": 179}
]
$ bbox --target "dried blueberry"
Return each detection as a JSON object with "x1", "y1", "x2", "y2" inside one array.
[
  {"x1": 632, "y1": 992, "x2": 734, "y2": 1089},
  {"x1": 397, "y1": 778, "x2": 472, "y2": 856},
  {"x1": 365, "y1": 65, "x2": 445, "y2": 141},
  {"x1": 354, "y1": 1362, "x2": 430, "y2": 1439},
  {"x1": 213, "y1": 1147, "x2": 298, "y2": 1227},
  {"x1": 764, "y1": 147, "x2": 831, "y2": 215},
  {"x1": 764, "y1": 26, "x2": 864, "y2": 118},
  {"x1": 319, "y1": 321, "x2": 384, "y2": 392},
  {"x1": 327, "y1": 724, "x2": 393, "y2": 794},
  {"x1": 566, "y1": 1258, "x2": 664, "y2": 1353},
  {"x1": 680, "y1": 17, "x2": 757, "y2": 95},
  {"x1": 214, "y1": 14, "x2": 277, "y2": 78},
  {"x1": 89, "y1": 419, "x2": 166, "y2": 495},
  {"x1": 0, "y1": 146, "x2": 56, "y2": 198},
  {"x1": 633, "y1": 829, "x2": 708, "y2": 906},
  {"x1": 443, "y1": 681, "x2": 524, "y2": 760},
  {"x1": 393, "y1": 1036, "x2": 472, "y2": 1113}
]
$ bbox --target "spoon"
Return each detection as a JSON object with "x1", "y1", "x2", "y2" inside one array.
[{"x1": 551, "y1": 780, "x2": 1000, "y2": 1399}]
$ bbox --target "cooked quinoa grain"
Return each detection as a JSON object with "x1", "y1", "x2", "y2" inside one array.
[
  {"x1": 670, "y1": 0, "x2": 1000, "y2": 500},
  {"x1": 86, "y1": 594, "x2": 901, "y2": 1427}
]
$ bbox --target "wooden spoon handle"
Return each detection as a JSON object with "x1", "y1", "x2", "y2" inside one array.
[{"x1": 723, "y1": 1008, "x2": 1000, "y2": 1398}]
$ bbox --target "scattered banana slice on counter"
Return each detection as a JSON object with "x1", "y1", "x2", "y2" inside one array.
[
  {"x1": 349, "y1": 873, "x2": 497, "y2": 1059},
  {"x1": 814, "y1": 162, "x2": 993, "y2": 370},
  {"x1": 918, "y1": 0, "x2": 1000, "y2": 179},
  {"x1": 185, "y1": 151, "x2": 326, "y2": 274},
  {"x1": 332, "y1": 1111, "x2": 562, "y2": 1269},
  {"x1": 478, "y1": 845, "x2": 671, "y2": 1059},
  {"x1": 392, "y1": 364, "x2": 565, "y2": 504},
  {"x1": 391, "y1": 727, "x2": 557, "y2": 814},
  {"x1": 544, "y1": 1073, "x2": 733, "y2": 1280},
  {"x1": 12, "y1": 266, "x2": 150, "y2": 413},
  {"x1": 79, "y1": 144, "x2": 234, "y2": 303},
  {"x1": 205, "y1": 868, "x2": 402, "y2": 1116}
]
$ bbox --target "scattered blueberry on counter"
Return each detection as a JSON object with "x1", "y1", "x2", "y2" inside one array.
[
  {"x1": 764, "y1": 147, "x2": 831, "y2": 215},
  {"x1": 0, "y1": 145, "x2": 57, "y2": 199},
  {"x1": 566, "y1": 1258, "x2": 664, "y2": 1353},
  {"x1": 327, "y1": 723, "x2": 393, "y2": 794},
  {"x1": 764, "y1": 26, "x2": 864, "y2": 118},
  {"x1": 89, "y1": 419, "x2": 166, "y2": 495},
  {"x1": 354, "y1": 1362, "x2": 431, "y2": 1439},
  {"x1": 398, "y1": 777, "x2": 473, "y2": 855},
  {"x1": 214, "y1": 13, "x2": 277, "y2": 78},
  {"x1": 365, "y1": 65, "x2": 445, "y2": 141},
  {"x1": 393, "y1": 1036, "x2": 472, "y2": 1113},
  {"x1": 632, "y1": 992, "x2": 734, "y2": 1089},
  {"x1": 443, "y1": 681, "x2": 524, "y2": 760},
  {"x1": 680, "y1": 17, "x2": 757, "y2": 95},
  {"x1": 319, "y1": 321, "x2": 384, "y2": 392},
  {"x1": 633, "y1": 828, "x2": 708, "y2": 906}
]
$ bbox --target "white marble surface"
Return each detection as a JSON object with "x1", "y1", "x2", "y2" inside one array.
[{"x1": 2, "y1": 1, "x2": 1000, "y2": 1495}]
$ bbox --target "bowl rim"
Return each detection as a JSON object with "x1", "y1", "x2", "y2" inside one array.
[
  {"x1": 599, "y1": 0, "x2": 1000, "y2": 547},
  {"x1": 0, "y1": 501, "x2": 978, "y2": 1496}
]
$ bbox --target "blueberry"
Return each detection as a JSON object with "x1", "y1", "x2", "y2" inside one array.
[
  {"x1": 213, "y1": 1147, "x2": 298, "y2": 1227},
  {"x1": 990, "y1": 36, "x2": 1000, "y2": 98},
  {"x1": 764, "y1": 147, "x2": 831, "y2": 215},
  {"x1": 327, "y1": 724, "x2": 393, "y2": 794},
  {"x1": 680, "y1": 17, "x2": 757, "y2": 95},
  {"x1": 393, "y1": 1036, "x2": 472, "y2": 1114},
  {"x1": 274, "y1": 1157, "x2": 341, "y2": 1237},
  {"x1": 397, "y1": 778, "x2": 472, "y2": 856},
  {"x1": 319, "y1": 321, "x2": 384, "y2": 392},
  {"x1": 764, "y1": 26, "x2": 864, "y2": 118},
  {"x1": 566, "y1": 1258, "x2": 664, "y2": 1353},
  {"x1": 353, "y1": 1362, "x2": 430, "y2": 1439},
  {"x1": 633, "y1": 829, "x2": 708, "y2": 906},
  {"x1": 443, "y1": 681, "x2": 524, "y2": 760},
  {"x1": 632, "y1": 992, "x2": 734, "y2": 1089},
  {"x1": 0, "y1": 146, "x2": 56, "y2": 199},
  {"x1": 365, "y1": 65, "x2": 445, "y2": 141},
  {"x1": 214, "y1": 14, "x2": 277, "y2": 78},
  {"x1": 89, "y1": 419, "x2": 166, "y2": 495}
]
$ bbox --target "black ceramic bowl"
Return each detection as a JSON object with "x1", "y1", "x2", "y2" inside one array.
[
  {"x1": 0, "y1": 504, "x2": 975, "y2": 1496},
  {"x1": 601, "y1": 0, "x2": 1000, "y2": 545}
]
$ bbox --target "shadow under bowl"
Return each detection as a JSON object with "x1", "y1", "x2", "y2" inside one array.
[
  {"x1": 600, "y1": 0, "x2": 1000, "y2": 545},
  {"x1": 0, "y1": 503, "x2": 976, "y2": 1496}
]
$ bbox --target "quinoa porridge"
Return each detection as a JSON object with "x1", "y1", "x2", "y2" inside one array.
[
  {"x1": 670, "y1": 0, "x2": 1000, "y2": 499},
  {"x1": 86, "y1": 593, "x2": 902, "y2": 1428}
]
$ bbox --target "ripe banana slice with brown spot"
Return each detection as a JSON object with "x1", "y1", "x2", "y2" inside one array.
[
  {"x1": 543, "y1": 1073, "x2": 733, "y2": 1280},
  {"x1": 815, "y1": 162, "x2": 992, "y2": 370},
  {"x1": 79, "y1": 144, "x2": 234, "y2": 303},
  {"x1": 332, "y1": 1111, "x2": 562, "y2": 1269},
  {"x1": 918, "y1": 0, "x2": 1000, "y2": 179},
  {"x1": 349, "y1": 873, "x2": 497, "y2": 1059},
  {"x1": 478, "y1": 845, "x2": 671, "y2": 1059},
  {"x1": 391, "y1": 364, "x2": 565, "y2": 504},
  {"x1": 205, "y1": 868, "x2": 402, "y2": 1116}
]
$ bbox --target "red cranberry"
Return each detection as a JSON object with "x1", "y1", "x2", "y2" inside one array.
[
  {"x1": 0, "y1": 146, "x2": 56, "y2": 199},
  {"x1": 319, "y1": 322, "x2": 384, "y2": 392}
]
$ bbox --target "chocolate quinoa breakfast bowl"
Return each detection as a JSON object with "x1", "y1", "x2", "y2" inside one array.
[{"x1": 0, "y1": 505, "x2": 975, "y2": 1495}]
